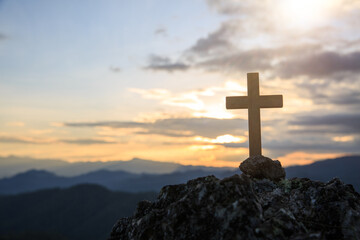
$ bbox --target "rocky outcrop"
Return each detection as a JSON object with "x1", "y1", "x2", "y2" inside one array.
[
  {"x1": 240, "y1": 155, "x2": 286, "y2": 181},
  {"x1": 109, "y1": 174, "x2": 360, "y2": 240}
]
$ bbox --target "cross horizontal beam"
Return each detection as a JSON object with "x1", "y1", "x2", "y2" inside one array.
[{"x1": 226, "y1": 95, "x2": 283, "y2": 109}]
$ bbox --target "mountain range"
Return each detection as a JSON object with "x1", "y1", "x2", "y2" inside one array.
[
  {"x1": 286, "y1": 155, "x2": 360, "y2": 191},
  {"x1": 0, "y1": 155, "x2": 359, "y2": 194},
  {"x1": 0, "y1": 155, "x2": 359, "y2": 240},
  {"x1": 0, "y1": 155, "x2": 232, "y2": 178},
  {"x1": 0, "y1": 168, "x2": 235, "y2": 195}
]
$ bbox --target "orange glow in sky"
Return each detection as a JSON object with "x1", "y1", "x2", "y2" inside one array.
[{"x1": 0, "y1": 0, "x2": 359, "y2": 169}]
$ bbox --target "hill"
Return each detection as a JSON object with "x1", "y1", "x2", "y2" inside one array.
[
  {"x1": 285, "y1": 155, "x2": 360, "y2": 191},
  {"x1": 109, "y1": 174, "x2": 360, "y2": 240},
  {"x1": 0, "y1": 184, "x2": 156, "y2": 240}
]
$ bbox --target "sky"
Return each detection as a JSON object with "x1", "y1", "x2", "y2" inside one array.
[{"x1": 1, "y1": 0, "x2": 360, "y2": 167}]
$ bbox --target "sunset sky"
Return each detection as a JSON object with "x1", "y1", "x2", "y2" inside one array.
[{"x1": 1, "y1": 0, "x2": 360, "y2": 167}]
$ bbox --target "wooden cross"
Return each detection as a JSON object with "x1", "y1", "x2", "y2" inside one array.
[{"x1": 226, "y1": 72, "x2": 283, "y2": 157}]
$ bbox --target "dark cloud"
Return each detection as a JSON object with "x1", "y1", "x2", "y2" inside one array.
[
  {"x1": 265, "y1": 139, "x2": 360, "y2": 156},
  {"x1": 0, "y1": 33, "x2": 7, "y2": 40},
  {"x1": 144, "y1": 55, "x2": 190, "y2": 72},
  {"x1": 135, "y1": 129, "x2": 194, "y2": 138},
  {"x1": 64, "y1": 121, "x2": 145, "y2": 128},
  {"x1": 64, "y1": 117, "x2": 248, "y2": 138},
  {"x1": 188, "y1": 46, "x2": 360, "y2": 79},
  {"x1": 0, "y1": 136, "x2": 117, "y2": 145},
  {"x1": 0, "y1": 137, "x2": 35, "y2": 144},
  {"x1": 191, "y1": 40, "x2": 360, "y2": 78},
  {"x1": 145, "y1": 21, "x2": 328, "y2": 76},
  {"x1": 109, "y1": 66, "x2": 121, "y2": 72},
  {"x1": 314, "y1": 91, "x2": 360, "y2": 106},
  {"x1": 154, "y1": 28, "x2": 167, "y2": 36},
  {"x1": 330, "y1": 91, "x2": 360, "y2": 105},
  {"x1": 278, "y1": 51, "x2": 360, "y2": 78},
  {"x1": 292, "y1": 80, "x2": 360, "y2": 107},
  {"x1": 143, "y1": 5, "x2": 360, "y2": 80},
  {"x1": 289, "y1": 114, "x2": 360, "y2": 134},
  {"x1": 187, "y1": 22, "x2": 237, "y2": 58}
]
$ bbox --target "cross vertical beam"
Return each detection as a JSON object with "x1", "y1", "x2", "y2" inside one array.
[{"x1": 247, "y1": 73, "x2": 262, "y2": 156}]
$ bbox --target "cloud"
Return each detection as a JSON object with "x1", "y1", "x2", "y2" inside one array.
[
  {"x1": 222, "y1": 132, "x2": 360, "y2": 158},
  {"x1": 143, "y1": 0, "x2": 360, "y2": 81},
  {"x1": 0, "y1": 136, "x2": 36, "y2": 144},
  {"x1": 0, "y1": 33, "x2": 7, "y2": 40},
  {"x1": 144, "y1": 55, "x2": 190, "y2": 72},
  {"x1": 61, "y1": 139, "x2": 117, "y2": 145},
  {"x1": 146, "y1": 35, "x2": 360, "y2": 80},
  {"x1": 154, "y1": 27, "x2": 167, "y2": 36},
  {"x1": 206, "y1": 0, "x2": 255, "y2": 15},
  {"x1": 289, "y1": 113, "x2": 360, "y2": 134},
  {"x1": 0, "y1": 136, "x2": 55, "y2": 144},
  {"x1": 148, "y1": 118, "x2": 247, "y2": 138},
  {"x1": 109, "y1": 66, "x2": 121, "y2": 72},
  {"x1": 329, "y1": 91, "x2": 360, "y2": 105},
  {"x1": 144, "y1": 19, "x2": 333, "y2": 76},
  {"x1": 65, "y1": 121, "x2": 146, "y2": 128},
  {"x1": 196, "y1": 48, "x2": 274, "y2": 73},
  {"x1": 186, "y1": 21, "x2": 238, "y2": 58},
  {"x1": 0, "y1": 136, "x2": 117, "y2": 145},
  {"x1": 64, "y1": 117, "x2": 248, "y2": 138},
  {"x1": 221, "y1": 142, "x2": 248, "y2": 148},
  {"x1": 278, "y1": 51, "x2": 360, "y2": 78},
  {"x1": 292, "y1": 79, "x2": 360, "y2": 108},
  {"x1": 316, "y1": 89, "x2": 360, "y2": 106}
]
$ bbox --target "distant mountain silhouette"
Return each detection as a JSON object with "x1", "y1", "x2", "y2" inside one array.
[
  {"x1": 0, "y1": 156, "x2": 69, "y2": 178},
  {"x1": 0, "y1": 155, "x2": 232, "y2": 178},
  {"x1": 0, "y1": 169, "x2": 139, "y2": 195},
  {"x1": 0, "y1": 184, "x2": 157, "y2": 240},
  {"x1": 285, "y1": 155, "x2": 360, "y2": 192},
  {"x1": 0, "y1": 168, "x2": 235, "y2": 195},
  {"x1": 0, "y1": 155, "x2": 359, "y2": 194}
]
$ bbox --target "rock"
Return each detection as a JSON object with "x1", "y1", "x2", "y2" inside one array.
[
  {"x1": 240, "y1": 155, "x2": 285, "y2": 181},
  {"x1": 109, "y1": 174, "x2": 360, "y2": 240}
]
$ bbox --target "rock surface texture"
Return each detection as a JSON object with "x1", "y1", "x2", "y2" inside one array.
[
  {"x1": 240, "y1": 155, "x2": 286, "y2": 181},
  {"x1": 109, "y1": 175, "x2": 360, "y2": 240}
]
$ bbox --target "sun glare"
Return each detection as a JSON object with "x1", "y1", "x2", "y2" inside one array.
[
  {"x1": 189, "y1": 145, "x2": 217, "y2": 151},
  {"x1": 195, "y1": 134, "x2": 246, "y2": 144},
  {"x1": 332, "y1": 136, "x2": 354, "y2": 142},
  {"x1": 193, "y1": 110, "x2": 234, "y2": 119},
  {"x1": 278, "y1": 0, "x2": 333, "y2": 29}
]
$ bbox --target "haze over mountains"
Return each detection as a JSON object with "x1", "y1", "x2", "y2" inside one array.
[
  {"x1": 0, "y1": 155, "x2": 359, "y2": 194},
  {"x1": 0, "y1": 156, "x2": 232, "y2": 178}
]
